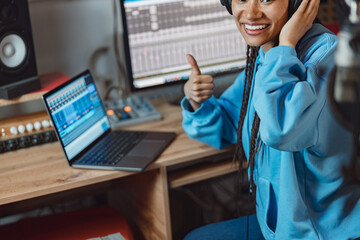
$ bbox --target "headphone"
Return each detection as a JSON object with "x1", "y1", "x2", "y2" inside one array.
[
  {"x1": 220, "y1": 0, "x2": 233, "y2": 15},
  {"x1": 220, "y1": 0, "x2": 303, "y2": 17}
]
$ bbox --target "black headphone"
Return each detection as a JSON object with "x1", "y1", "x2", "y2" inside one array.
[
  {"x1": 220, "y1": 0, "x2": 302, "y2": 17},
  {"x1": 220, "y1": 0, "x2": 233, "y2": 15}
]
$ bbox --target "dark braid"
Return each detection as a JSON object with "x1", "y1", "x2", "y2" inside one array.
[
  {"x1": 249, "y1": 113, "x2": 261, "y2": 194},
  {"x1": 233, "y1": 45, "x2": 260, "y2": 196}
]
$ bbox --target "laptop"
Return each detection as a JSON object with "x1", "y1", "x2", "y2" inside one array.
[{"x1": 42, "y1": 70, "x2": 176, "y2": 171}]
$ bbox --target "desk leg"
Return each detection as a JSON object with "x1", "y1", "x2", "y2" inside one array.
[{"x1": 108, "y1": 167, "x2": 172, "y2": 240}]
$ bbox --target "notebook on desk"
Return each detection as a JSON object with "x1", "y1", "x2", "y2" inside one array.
[{"x1": 42, "y1": 70, "x2": 176, "y2": 171}]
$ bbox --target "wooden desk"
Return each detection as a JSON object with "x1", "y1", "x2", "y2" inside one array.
[{"x1": 0, "y1": 100, "x2": 237, "y2": 239}]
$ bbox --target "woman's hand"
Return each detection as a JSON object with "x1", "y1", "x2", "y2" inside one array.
[
  {"x1": 279, "y1": 0, "x2": 320, "y2": 48},
  {"x1": 184, "y1": 54, "x2": 214, "y2": 111}
]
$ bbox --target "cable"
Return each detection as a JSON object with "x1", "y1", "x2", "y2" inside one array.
[{"x1": 111, "y1": 0, "x2": 128, "y2": 97}]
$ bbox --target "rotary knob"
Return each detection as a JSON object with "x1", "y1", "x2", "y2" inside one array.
[
  {"x1": 34, "y1": 121, "x2": 41, "y2": 131},
  {"x1": 10, "y1": 126, "x2": 18, "y2": 135},
  {"x1": 26, "y1": 123, "x2": 34, "y2": 133},
  {"x1": 18, "y1": 125, "x2": 25, "y2": 134},
  {"x1": 42, "y1": 120, "x2": 50, "y2": 128}
]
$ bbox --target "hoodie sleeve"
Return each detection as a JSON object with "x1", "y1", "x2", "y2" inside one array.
[
  {"x1": 181, "y1": 71, "x2": 246, "y2": 149},
  {"x1": 253, "y1": 38, "x2": 336, "y2": 151}
]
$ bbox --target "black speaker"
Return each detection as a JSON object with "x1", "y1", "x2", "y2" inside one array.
[{"x1": 0, "y1": 0, "x2": 40, "y2": 99}]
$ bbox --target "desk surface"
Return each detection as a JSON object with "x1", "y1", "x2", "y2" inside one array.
[{"x1": 0, "y1": 100, "x2": 232, "y2": 206}]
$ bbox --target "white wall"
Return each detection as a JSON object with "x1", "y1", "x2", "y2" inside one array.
[{"x1": 28, "y1": 0, "x2": 121, "y2": 83}]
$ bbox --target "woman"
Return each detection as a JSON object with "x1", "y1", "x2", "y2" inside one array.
[{"x1": 181, "y1": 0, "x2": 360, "y2": 239}]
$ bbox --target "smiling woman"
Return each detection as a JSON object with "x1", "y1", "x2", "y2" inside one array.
[
  {"x1": 181, "y1": 0, "x2": 360, "y2": 239},
  {"x1": 232, "y1": 0, "x2": 289, "y2": 51}
]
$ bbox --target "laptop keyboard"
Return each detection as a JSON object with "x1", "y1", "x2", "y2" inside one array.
[{"x1": 77, "y1": 131, "x2": 146, "y2": 166}]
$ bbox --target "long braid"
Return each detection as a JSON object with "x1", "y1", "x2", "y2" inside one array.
[
  {"x1": 233, "y1": 46, "x2": 251, "y2": 170},
  {"x1": 235, "y1": 45, "x2": 261, "y2": 240},
  {"x1": 234, "y1": 45, "x2": 260, "y2": 194},
  {"x1": 234, "y1": 46, "x2": 259, "y2": 168},
  {"x1": 249, "y1": 113, "x2": 261, "y2": 195}
]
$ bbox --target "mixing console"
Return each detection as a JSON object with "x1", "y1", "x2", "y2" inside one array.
[{"x1": 104, "y1": 95, "x2": 162, "y2": 128}]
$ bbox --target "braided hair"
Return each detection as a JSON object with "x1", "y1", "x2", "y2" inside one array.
[
  {"x1": 234, "y1": 45, "x2": 260, "y2": 196},
  {"x1": 230, "y1": 0, "x2": 305, "y2": 197}
]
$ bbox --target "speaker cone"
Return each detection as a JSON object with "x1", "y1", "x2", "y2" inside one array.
[{"x1": 0, "y1": 33, "x2": 26, "y2": 68}]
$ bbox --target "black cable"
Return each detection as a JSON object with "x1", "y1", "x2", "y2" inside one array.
[
  {"x1": 112, "y1": 0, "x2": 127, "y2": 94},
  {"x1": 246, "y1": 190, "x2": 250, "y2": 240}
]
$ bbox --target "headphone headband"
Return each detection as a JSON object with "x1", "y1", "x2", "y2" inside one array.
[
  {"x1": 220, "y1": 0, "x2": 232, "y2": 15},
  {"x1": 220, "y1": 0, "x2": 303, "y2": 17}
]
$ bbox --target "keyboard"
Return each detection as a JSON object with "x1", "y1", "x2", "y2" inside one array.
[
  {"x1": 104, "y1": 96, "x2": 162, "y2": 127},
  {"x1": 78, "y1": 131, "x2": 146, "y2": 166}
]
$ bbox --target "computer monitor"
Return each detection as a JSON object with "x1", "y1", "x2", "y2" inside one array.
[{"x1": 120, "y1": 0, "x2": 247, "y2": 93}]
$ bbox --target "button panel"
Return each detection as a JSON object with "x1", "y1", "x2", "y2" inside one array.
[{"x1": 0, "y1": 111, "x2": 57, "y2": 154}]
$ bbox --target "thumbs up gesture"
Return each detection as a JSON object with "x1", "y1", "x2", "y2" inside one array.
[{"x1": 184, "y1": 54, "x2": 214, "y2": 111}]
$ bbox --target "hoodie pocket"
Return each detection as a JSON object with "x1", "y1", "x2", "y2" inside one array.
[{"x1": 257, "y1": 177, "x2": 277, "y2": 240}]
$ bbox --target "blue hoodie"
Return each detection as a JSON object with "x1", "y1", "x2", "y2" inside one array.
[{"x1": 181, "y1": 24, "x2": 360, "y2": 240}]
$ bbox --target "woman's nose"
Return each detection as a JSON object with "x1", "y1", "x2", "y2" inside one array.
[{"x1": 245, "y1": 1, "x2": 263, "y2": 20}]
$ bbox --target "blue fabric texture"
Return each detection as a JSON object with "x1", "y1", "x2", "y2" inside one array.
[
  {"x1": 181, "y1": 24, "x2": 360, "y2": 240},
  {"x1": 184, "y1": 215, "x2": 265, "y2": 240}
]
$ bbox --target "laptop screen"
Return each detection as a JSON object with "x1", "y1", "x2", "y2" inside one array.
[{"x1": 44, "y1": 71, "x2": 110, "y2": 161}]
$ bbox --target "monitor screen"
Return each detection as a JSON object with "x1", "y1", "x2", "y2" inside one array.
[
  {"x1": 44, "y1": 72, "x2": 110, "y2": 160},
  {"x1": 120, "y1": 0, "x2": 247, "y2": 91}
]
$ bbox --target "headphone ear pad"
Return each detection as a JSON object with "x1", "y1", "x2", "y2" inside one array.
[{"x1": 220, "y1": 0, "x2": 232, "y2": 15}]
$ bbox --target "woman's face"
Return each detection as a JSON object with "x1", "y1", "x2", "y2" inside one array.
[{"x1": 232, "y1": 0, "x2": 289, "y2": 52}]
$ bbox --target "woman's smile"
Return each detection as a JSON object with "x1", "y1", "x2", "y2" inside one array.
[{"x1": 243, "y1": 23, "x2": 270, "y2": 35}]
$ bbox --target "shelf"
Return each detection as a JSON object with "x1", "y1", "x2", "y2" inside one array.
[{"x1": 168, "y1": 159, "x2": 239, "y2": 188}]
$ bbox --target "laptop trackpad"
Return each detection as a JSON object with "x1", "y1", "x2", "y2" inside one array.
[{"x1": 127, "y1": 140, "x2": 165, "y2": 158}]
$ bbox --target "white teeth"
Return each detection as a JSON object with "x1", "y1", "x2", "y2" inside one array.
[{"x1": 244, "y1": 24, "x2": 267, "y2": 30}]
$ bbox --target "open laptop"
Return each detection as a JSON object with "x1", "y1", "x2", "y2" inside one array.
[{"x1": 42, "y1": 70, "x2": 176, "y2": 171}]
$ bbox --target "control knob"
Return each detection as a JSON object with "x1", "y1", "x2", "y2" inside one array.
[
  {"x1": 42, "y1": 120, "x2": 50, "y2": 128},
  {"x1": 10, "y1": 126, "x2": 18, "y2": 135},
  {"x1": 18, "y1": 125, "x2": 25, "y2": 134},
  {"x1": 34, "y1": 121, "x2": 41, "y2": 131},
  {"x1": 26, "y1": 123, "x2": 34, "y2": 133}
]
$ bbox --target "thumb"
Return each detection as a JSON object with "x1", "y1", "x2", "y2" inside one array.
[{"x1": 186, "y1": 54, "x2": 201, "y2": 75}]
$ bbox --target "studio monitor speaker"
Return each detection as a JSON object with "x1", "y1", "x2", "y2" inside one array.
[{"x1": 0, "y1": 0, "x2": 40, "y2": 99}]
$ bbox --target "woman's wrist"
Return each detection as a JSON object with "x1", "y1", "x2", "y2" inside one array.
[
  {"x1": 188, "y1": 98, "x2": 201, "y2": 111},
  {"x1": 279, "y1": 40, "x2": 296, "y2": 49}
]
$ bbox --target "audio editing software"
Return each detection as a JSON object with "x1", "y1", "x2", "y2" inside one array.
[
  {"x1": 124, "y1": 0, "x2": 247, "y2": 89},
  {"x1": 46, "y1": 75, "x2": 109, "y2": 158}
]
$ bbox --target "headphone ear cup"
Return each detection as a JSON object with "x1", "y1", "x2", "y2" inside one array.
[{"x1": 220, "y1": 0, "x2": 232, "y2": 15}]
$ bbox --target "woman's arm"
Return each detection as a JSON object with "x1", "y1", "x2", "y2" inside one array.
[
  {"x1": 254, "y1": 34, "x2": 337, "y2": 151},
  {"x1": 182, "y1": 71, "x2": 246, "y2": 149}
]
